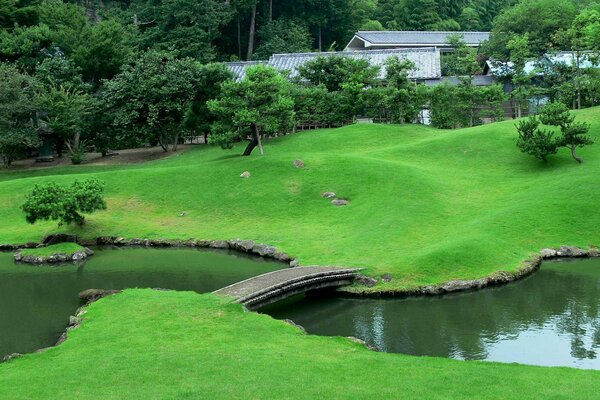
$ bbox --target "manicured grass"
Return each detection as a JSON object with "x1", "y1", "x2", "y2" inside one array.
[
  {"x1": 0, "y1": 289, "x2": 598, "y2": 399},
  {"x1": 20, "y1": 243, "x2": 84, "y2": 257},
  {"x1": 1, "y1": 108, "x2": 599, "y2": 291}
]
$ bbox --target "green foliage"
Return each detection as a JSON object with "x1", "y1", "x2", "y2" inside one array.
[
  {"x1": 459, "y1": 7, "x2": 482, "y2": 31},
  {"x1": 443, "y1": 34, "x2": 481, "y2": 77},
  {"x1": 290, "y1": 84, "x2": 350, "y2": 126},
  {"x1": 72, "y1": 19, "x2": 135, "y2": 84},
  {"x1": 430, "y1": 83, "x2": 506, "y2": 129},
  {"x1": 21, "y1": 178, "x2": 107, "y2": 226},
  {"x1": 361, "y1": 19, "x2": 384, "y2": 30},
  {"x1": 382, "y1": 56, "x2": 426, "y2": 123},
  {"x1": 484, "y1": 0, "x2": 578, "y2": 58},
  {"x1": 254, "y1": 18, "x2": 312, "y2": 60},
  {"x1": 516, "y1": 117, "x2": 559, "y2": 162},
  {"x1": 183, "y1": 63, "x2": 233, "y2": 140},
  {"x1": 406, "y1": 0, "x2": 441, "y2": 30},
  {"x1": 208, "y1": 65, "x2": 294, "y2": 155},
  {"x1": 102, "y1": 50, "x2": 203, "y2": 152},
  {"x1": 36, "y1": 83, "x2": 91, "y2": 162},
  {"x1": 297, "y1": 56, "x2": 380, "y2": 92},
  {"x1": 516, "y1": 102, "x2": 594, "y2": 163},
  {"x1": 131, "y1": 0, "x2": 232, "y2": 62},
  {"x1": 34, "y1": 51, "x2": 87, "y2": 90},
  {"x1": 0, "y1": 62, "x2": 39, "y2": 167}
]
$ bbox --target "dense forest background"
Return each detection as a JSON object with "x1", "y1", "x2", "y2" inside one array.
[{"x1": 2, "y1": 0, "x2": 600, "y2": 163}]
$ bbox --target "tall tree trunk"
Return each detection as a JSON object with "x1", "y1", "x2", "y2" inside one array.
[
  {"x1": 571, "y1": 146, "x2": 583, "y2": 163},
  {"x1": 254, "y1": 123, "x2": 264, "y2": 155},
  {"x1": 318, "y1": 26, "x2": 322, "y2": 52},
  {"x1": 237, "y1": 17, "x2": 242, "y2": 59},
  {"x1": 173, "y1": 132, "x2": 180, "y2": 152},
  {"x1": 246, "y1": 5, "x2": 256, "y2": 60},
  {"x1": 157, "y1": 135, "x2": 168, "y2": 152},
  {"x1": 242, "y1": 137, "x2": 258, "y2": 156},
  {"x1": 269, "y1": 0, "x2": 273, "y2": 21}
]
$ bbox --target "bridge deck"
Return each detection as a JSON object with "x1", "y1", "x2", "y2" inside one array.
[{"x1": 214, "y1": 266, "x2": 361, "y2": 307}]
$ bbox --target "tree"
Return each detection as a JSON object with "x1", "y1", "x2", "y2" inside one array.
[
  {"x1": 516, "y1": 102, "x2": 594, "y2": 163},
  {"x1": 254, "y1": 18, "x2": 312, "y2": 60},
  {"x1": 34, "y1": 51, "x2": 87, "y2": 91},
  {"x1": 484, "y1": 0, "x2": 577, "y2": 58},
  {"x1": 516, "y1": 117, "x2": 559, "y2": 162},
  {"x1": 384, "y1": 56, "x2": 424, "y2": 123},
  {"x1": 507, "y1": 33, "x2": 533, "y2": 118},
  {"x1": 208, "y1": 64, "x2": 294, "y2": 156},
  {"x1": 183, "y1": 63, "x2": 233, "y2": 144},
  {"x1": 539, "y1": 102, "x2": 593, "y2": 163},
  {"x1": 459, "y1": 7, "x2": 482, "y2": 31},
  {"x1": 130, "y1": 0, "x2": 233, "y2": 62},
  {"x1": 556, "y1": 8, "x2": 600, "y2": 109},
  {"x1": 102, "y1": 50, "x2": 203, "y2": 152},
  {"x1": 72, "y1": 19, "x2": 135, "y2": 84},
  {"x1": 443, "y1": 34, "x2": 481, "y2": 77},
  {"x1": 406, "y1": 0, "x2": 441, "y2": 30},
  {"x1": 297, "y1": 56, "x2": 379, "y2": 92},
  {"x1": 22, "y1": 179, "x2": 107, "y2": 226},
  {"x1": 36, "y1": 84, "x2": 91, "y2": 163},
  {"x1": 0, "y1": 62, "x2": 39, "y2": 167}
]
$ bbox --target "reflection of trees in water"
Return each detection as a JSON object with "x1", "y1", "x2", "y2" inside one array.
[
  {"x1": 267, "y1": 261, "x2": 600, "y2": 364},
  {"x1": 370, "y1": 268, "x2": 600, "y2": 361},
  {"x1": 555, "y1": 293, "x2": 600, "y2": 360}
]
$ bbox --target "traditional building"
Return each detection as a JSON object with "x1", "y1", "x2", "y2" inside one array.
[
  {"x1": 227, "y1": 47, "x2": 442, "y2": 82},
  {"x1": 344, "y1": 31, "x2": 490, "y2": 52}
]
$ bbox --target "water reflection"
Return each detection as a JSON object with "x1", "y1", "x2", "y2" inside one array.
[{"x1": 264, "y1": 258, "x2": 600, "y2": 369}]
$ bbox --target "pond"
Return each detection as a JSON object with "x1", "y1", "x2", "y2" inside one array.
[
  {"x1": 0, "y1": 247, "x2": 282, "y2": 359},
  {"x1": 263, "y1": 258, "x2": 600, "y2": 370}
]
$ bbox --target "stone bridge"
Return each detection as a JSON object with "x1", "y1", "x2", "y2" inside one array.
[{"x1": 214, "y1": 266, "x2": 362, "y2": 310}]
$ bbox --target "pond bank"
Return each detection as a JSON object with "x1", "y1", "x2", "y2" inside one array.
[{"x1": 1, "y1": 235, "x2": 598, "y2": 296}]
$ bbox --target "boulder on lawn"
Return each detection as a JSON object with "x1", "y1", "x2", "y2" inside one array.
[
  {"x1": 331, "y1": 199, "x2": 350, "y2": 206},
  {"x1": 293, "y1": 159, "x2": 305, "y2": 168},
  {"x1": 240, "y1": 171, "x2": 251, "y2": 179},
  {"x1": 322, "y1": 192, "x2": 336, "y2": 199}
]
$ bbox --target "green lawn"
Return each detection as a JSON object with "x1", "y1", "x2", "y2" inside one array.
[
  {"x1": 1, "y1": 111, "x2": 600, "y2": 397},
  {"x1": 20, "y1": 242, "x2": 84, "y2": 257},
  {"x1": 0, "y1": 289, "x2": 598, "y2": 399},
  {"x1": 1, "y1": 107, "x2": 598, "y2": 291}
]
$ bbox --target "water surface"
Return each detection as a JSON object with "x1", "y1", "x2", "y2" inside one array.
[
  {"x1": 264, "y1": 258, "x2": 600, "y2": 369},
  {"x1": 0, "y1": 247, "x2": 282, "y2": 358}
]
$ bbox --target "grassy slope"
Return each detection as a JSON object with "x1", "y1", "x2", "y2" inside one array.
[
  {"x1": 0, "y1": 108, "x2": 599, "y2": 290},
  {"x1": 0, "y1": 289, "x2": 598, "y2": 399},
  {"x1": 20, "y1": 242, "x2": 84, "y2": 257}
]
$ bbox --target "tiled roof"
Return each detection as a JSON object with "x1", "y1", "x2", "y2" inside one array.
[
  {"x1": 267, "y1": 48, "x2": 441, "y2": 80},
  {"x1": 354, "y1": 31, "x2": 490, "y2": 46},
  {"x1": 225, "y1": 61, "x2": 268, "y2": 81},
  {"x1": 547, "y1": 52, "x2": 599, "y2": 69}
]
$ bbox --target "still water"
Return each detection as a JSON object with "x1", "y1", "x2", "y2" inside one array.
[
  {"x1": 264, "y1": 258, "x2": 600, "y2": 369},
  {"x1": 0, "y1": 247, "x2": 282, "y2": 359}
]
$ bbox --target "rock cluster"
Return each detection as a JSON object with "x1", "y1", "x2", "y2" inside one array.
[
  {"x1": 14, "y1": 247, "x2": 94, "y2": 265},
  {"x1": 540, "y1": 246, "x2": 595, "y2": 259},
  {"x1": 79, "y1": 289, "x2": 122, "y2": 305},
  {"x1": 42, "y1": 233, "x2": 78, "y2": 246},
  {"x1": 240, "y1": 171, "x2": 251, "y2": 178},
  {"x1": 293, "y1": 159, "x2": 305, "y2": 168}
]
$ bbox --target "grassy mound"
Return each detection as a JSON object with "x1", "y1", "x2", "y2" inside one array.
[
  {"x1": 1, "y1": 107, "x2": 599, "y2": 291},
  {"x1": 0, "y1": 289, "x2": 598, "y2": 399},
  {"x1": 20, "y1": 243, "x2": 84, "y2": 258}
]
